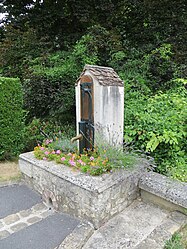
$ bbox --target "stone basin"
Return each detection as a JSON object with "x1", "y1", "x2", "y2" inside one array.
[{"x1": 19, "y1": 152, "x2": 147, "y2": 228}]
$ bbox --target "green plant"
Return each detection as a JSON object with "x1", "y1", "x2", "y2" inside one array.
[
  {"x1": 48, "y1": 136, "x2": 77, "y2": 153},
  {"x1": 0, "y1": 77, "x2": 25, "y2": 160},
  {"x1": 165, "y1": 233, "x2": 184, "y2": 249},
  {"x1": 33, "y1": 131, "x2": 137, "y2": 176},
  {"x1": 123, "y1": 80, "x2": 187, "y2": 181},
  {"x1": 24, "y1": 118, "x2": 75, "y2": 152},
  {"x1": 95, "y1": 131, "x2": 137, "y2": 169},
  {"x1": 164, "y1": 225, "x2": 187, "y2": 249}
]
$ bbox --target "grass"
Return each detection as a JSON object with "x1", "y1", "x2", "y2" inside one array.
[
  {"x1": 165, "y1": 225, "x2": 187, "y2": 249},
  {"x1": 0, "y1": 160, "x2": 21, "y2": 183}
]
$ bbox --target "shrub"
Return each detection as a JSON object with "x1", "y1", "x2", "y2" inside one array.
[
  {"x1": 124, "y1": 83, "x2": 187, "y2": 181},
  {"x1": 0, "y1": 77, "x2": 25, "y2": 160},
  {"x1": 24, "y1": 118, "x2": 75, "y2": 152}
]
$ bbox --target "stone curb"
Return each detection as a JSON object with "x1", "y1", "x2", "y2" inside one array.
[
  {"x1": 54, "y1": 221, "x2": 95, "y2": 249},
  {"x1": 139, "y1": 172, "x2": 187, "y2": 209}
]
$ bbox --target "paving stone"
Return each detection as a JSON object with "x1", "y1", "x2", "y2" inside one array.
[
  {"x1": 31, "y1": 203, "x2": 47, "y2": 212},
  {"x1": 160, "y1": 218, "x2": 181, "y2": 234},
  {"x1": 10, "y1": 222, "x2": 28, "y2": 232},
  {"x1": 135, "y1": 238, "x2": 162, "y2": 249},
  {"x1": 0, "y1": 230, "x2": 10, "y2": 240},
  {"x1": 39, "y1": 210, "x2": 51, "y2": 218},
  {"x1": 3, "y1": 214, "x2": 20, "y2": 225},
  {"x1": 27, "y1": 216, "x2": 41, "y2": 224},
  {"x1": 170, "y1": 211, "x2": 187, "y2": 225},
  {"x1": 147, "y1": 227, "x2": 172, "y2": 247},
  {"x1": 19, "y1": 209, "x2": 32, "y2": 218},
  {"x1": 0, "y1": 221, "x2": 4, "y2": 229}
]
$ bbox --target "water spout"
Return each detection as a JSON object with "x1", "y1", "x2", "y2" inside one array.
[{"x1": 71, "y1": 134, "x2": 83, "y2": 143}]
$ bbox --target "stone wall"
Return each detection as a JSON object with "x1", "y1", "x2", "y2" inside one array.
[{"x1": 19, "y1": 152, "x2": 145, "y2": 228}]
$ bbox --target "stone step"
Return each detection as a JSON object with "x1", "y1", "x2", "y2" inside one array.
[
  {"x1": 82, "y1": 200, "x2": 187, "y2": 249},
  {"x1": 134, "y1": 211, "x2": 187, "y2": 249}
]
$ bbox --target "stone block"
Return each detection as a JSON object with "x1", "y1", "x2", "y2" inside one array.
[
  {"x1": 140, "y1": 172, "x2": 187, "y2": 209},
  {"x1": 3, "y1": 214, "x2": 20, "y2": 225},
  {"x1": 27, "y1": 216, "x2": 41, "y2": 224},
  {"x1": 10, "y1": 222, "x2": 27, "y2": 232},
  {"x1": 0, "y1": 230, "x2": 10, "y2": 240},
  {"x1": 19, "y1": 209, "x2": 32, "y2": 218},
  {"x1": 0, "y1": 221, "x2": 3, "y2": 229}
]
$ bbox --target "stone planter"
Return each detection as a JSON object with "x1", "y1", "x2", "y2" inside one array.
[{"x1": 19, "y1": 152, "x2": 146, "y2": 228}]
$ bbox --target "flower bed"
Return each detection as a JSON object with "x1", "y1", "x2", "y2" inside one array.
[{"x1": 34, "y1": 138, "x2": 135, "y2": 176}]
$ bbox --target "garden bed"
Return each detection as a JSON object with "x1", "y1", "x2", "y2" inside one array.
[{"x1": 19, "y1": 152, "x2": 146, "y2": 228}]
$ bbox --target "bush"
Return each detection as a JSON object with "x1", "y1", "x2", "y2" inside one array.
[
  {"x1": 0, "y1": 77, "x2": 25, "y2": 160},
  {"x1": 24, "y1": 118, "x2": 75, "y2": 152},
  {"x1": 124, "y1": 82, "x2": 187, "y2": 181}
]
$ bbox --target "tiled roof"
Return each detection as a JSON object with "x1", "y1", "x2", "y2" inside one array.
[{"x1": 77, "y1": 65, "x2": 123, "y2": 86}]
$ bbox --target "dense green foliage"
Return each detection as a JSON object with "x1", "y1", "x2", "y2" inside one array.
[
  {"x1": 23, "y1": 35, "x2": 99, "y2": 122},
  {"x1": 0, "y1": 77, "x2": 25, "y2": 160},
  {"x1": 24, "y1": 118, "x2": 75, "y2": 152},
  {"x1": 110, "y1": 46, "x2": 187, "y2": 181},
  {"x1": 0, "y1": 1, "x2": 186, "y2": 180}
]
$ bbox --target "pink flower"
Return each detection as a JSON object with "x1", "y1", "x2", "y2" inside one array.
[
  {"x1": 40, "y1": 147, "x2": 45, "y2": 151},
  {"x1": 51, "y1": 151, "x2": 55, "y2": 154},
  {"x1": 67, "y1": 153, "x2": 72, "y2": 156},
  {"x1": 44, "y1": 151, "x2": 50, "y2": 155},
  {"x1": 56, "y1": 150, "x2": 61, "y2": 154},
  {"x1": 61, "y1": 157, "x2": 66, "y2": 161},
  {"x1": 45, "y1": 139, "x2": 53, "y2": 145},
  {"x1": 45, "y1": 139, "x2": 50, "y2": 145},
  {"x1": 77, "y1": 159, "x2": 86, "y2": 166},
  {"x1": 43, "y1": 157, "x2": 47, "y2": 160},
  {"x1": 90, "y1": 156, "x2": 94, "y2": 161},
  {"x1": 69, "y1": 160, "x2": 76, "y2": 167}
]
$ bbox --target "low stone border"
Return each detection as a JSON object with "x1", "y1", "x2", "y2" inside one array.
[
  {"x1": 0, "y1": 203, "x2": 53, "y2": 240},
  {"x1": 139, "y1": 172, "x2": 187, "y2": 213}
]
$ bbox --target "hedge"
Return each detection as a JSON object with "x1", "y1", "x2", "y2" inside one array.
[{"x1": 0, "y1": 77, "x2": 25, "y2": 160}]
